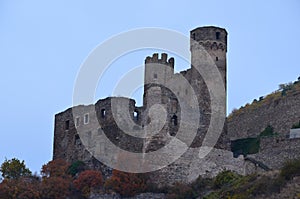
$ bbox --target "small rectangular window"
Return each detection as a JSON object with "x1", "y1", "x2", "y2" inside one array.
[
  {"x1": 84, "y1": 113, "x2": 89, "y2": 124},
  {"x1": 101, "y1": 109, "x2": 106, "y2": 118},
  {"x1": 75, "y1": 117, "x2": 80, "y2": 127},
  {"x1": 216, "y1": 32, "x2": 220, "y2": 40},
  {"x1": 65, "y1": 120, "x2": 70, "y2": 130},
  {"x1": 134, "y1": 111, "x2": 139, "y2": 121},
  {"x1": 154, "y1": 73, "x2": 157, "y2": 79},
  {"x1": 216, "y1": 57, "x2": 218, "y2": 61}
]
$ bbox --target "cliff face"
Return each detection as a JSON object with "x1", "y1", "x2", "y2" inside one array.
[{"x1": 227, "y1": 84, "x2": 300, "y2": 140}]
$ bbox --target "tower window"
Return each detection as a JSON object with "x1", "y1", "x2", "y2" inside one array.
[
  {"x1": 101, "y1": 109, "x2": 106, "y2": 118},
  {"x1": 216, "y1": 32, "x2": 220, "y2": 40},
  {"x1": 84, "y1": 113, "x2": 89, "y2": 124},
  {"x1": 192, "y1": 33, "x2": 196, "y2": 40},
  {"x1": 216, "y1": 57, "x2": 218, "y2": 61},
  {"x1": 65, "y1": 120, "x2": 70, "y2": 130},
  {"x1": 171, "y1": 114, "x2": 178, "y2": 126},
  {"x1": 133, "y1": 111, "x2": 139, "y2": 121},
  {"x1": 153, "y1": 73, "x2": 157, "y2": 79},
  {"x1": 75, "y1": 117, "x2": 80, "y2": 127}
]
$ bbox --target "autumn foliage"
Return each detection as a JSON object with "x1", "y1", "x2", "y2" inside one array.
[
  {"x1": 73, "y1": 170, "x2": 103, "y2": 197},
  {"x1": 105, "y1": 169, "x2": 146, "y2": 197},
  {"x1": 0, "y1": 177, "x2": 40, "y2": 199}
]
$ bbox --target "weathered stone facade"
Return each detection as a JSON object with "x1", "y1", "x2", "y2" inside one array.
[
  {"x1": 227, "y1": 90, "x2": 300, "y2": 140},
  {"x1": 53, "y1": 26, "x2": 300, "y2": 187},
  {"x1": 53, "y1": 26, "x2": 235, "y2": 186}
]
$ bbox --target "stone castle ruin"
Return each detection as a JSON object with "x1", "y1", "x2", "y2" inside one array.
[{"x1": 53, "y1": 26, "x2": 300, "y2": 186}]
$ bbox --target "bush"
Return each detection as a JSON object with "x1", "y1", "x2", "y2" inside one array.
[
  {"x1": 73, "y1": 170, "x2": 103, "y2": 198},
  {"x1": 280, "y1": 159, "x2": 300, "y2": 180},
  {"x1": 166, "y1": 182, "x2": 195, "y2": 199},
  {"x1": 104, "y1": 170, "x2": 146, "y2": 197},
  {"x1": 68, "y1": 161, "x2": 86, "y2": 176},
  {"x1": 214, "y1": 170, "x2": 240, "y2": 189},
  {"x1": 259, "y1": 125, "x2": 275, "y2": 137},
  {"x1": 292, "y1": 121, "x2": 300, "y2": 129}
]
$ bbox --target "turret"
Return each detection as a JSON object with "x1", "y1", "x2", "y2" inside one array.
[
  {"x1": 190, "y1": 26, "x2": 227, "y2": 88},
  {"x1": 143, "y1": 53, "x2": 175, "y2": 108}
]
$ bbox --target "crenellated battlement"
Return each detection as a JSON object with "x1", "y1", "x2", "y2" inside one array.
[{"x1": 145, "y1": 53, "x2": 174, "y2": 69}]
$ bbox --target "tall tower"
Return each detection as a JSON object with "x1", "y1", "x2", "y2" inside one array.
[
  {"x1": 190, "y1": 26, "x2": 227, "y2": 88},
  {"x1": 189, "y1": 26, "x2": 228, "y2": 148}
]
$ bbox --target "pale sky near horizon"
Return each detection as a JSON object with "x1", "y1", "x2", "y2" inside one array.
[{"x1": 0, "y1": 1, "x2": 299, "y2": 173}]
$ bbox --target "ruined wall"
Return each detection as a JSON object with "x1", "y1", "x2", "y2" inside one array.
[
  {"x1": 53, "y1": 26, "x2": 233, "y2": 186},
  {"x1": 227, "y1": 90, "x2": 300, "y2": 140},
  {"x1": 248, "y1": 136, "x2": 300, "y2": 170},
  {"x1": 53, "y1": 97, "x2": 144, "y2": 178}
]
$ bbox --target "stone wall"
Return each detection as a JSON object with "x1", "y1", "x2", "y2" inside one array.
[
  {"x1": 248, "y1": 136, "x2": 300, "y2": 170},
  {"x1": 227, "y1": 90, "x2": 300, "y2": 140}
]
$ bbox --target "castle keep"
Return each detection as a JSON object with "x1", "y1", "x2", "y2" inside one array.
[{"x1": 53, "y1": 26, "x2": 300, "y2": 185}]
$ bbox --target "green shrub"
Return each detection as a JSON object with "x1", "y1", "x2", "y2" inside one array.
[
  {"x1": 280, "y1": 159, "x2": 300, "y2": 180},
  {"x1": 203, "y1": 191, "x2": 219, "y2": 199},
  {"x1": 231, "y1": 138, "x2": 260, "y2": 157},
  {"x1": 292, "y1": 121, "x2": 300, "y2": 129},
  {"x1": 259, "y1": 125, "x2": 275, "y2": 137},
  {"x1": 166, "y1": 182, "x2": 195, "y2": 199},
  {"x1": 214, "y1": 171, "x2": 240, "y2": 189},
  {"x1": 68, "y1": 161, "x2": 86, "y2": 176}
]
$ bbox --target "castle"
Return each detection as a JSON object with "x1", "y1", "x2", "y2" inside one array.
[{"x1": 53, "y1": 26, "x2": 300, "y2": 186}]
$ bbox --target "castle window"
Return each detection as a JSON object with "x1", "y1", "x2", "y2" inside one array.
[
  {"x1": 216, "y1": 57, "x2": 218, "y2": 61},
  {"x1": 153, "y1": 73, "x2": 157, "y2": 80},
  {"x1": 65, "y1": 120, "x2": 70, "y2": 130},
  {"x1": 74, "y1": 134, "x2": 81, "y2": 145},
  {"x1": 84, "y1": 113, "x2": 89, "y2": 124},
  {"x1": 171, "y1": 114, "x2": 178, "y2": 126},
  {"x1": 101, "y1": 109, "x2": 106, "y2": 118},
  {"x1": 192, "y1": 33, "x2": 196, "y2": 40},
  {"x1": 134, "y1": 111, "x2": 139, "y2": 121},
  {"x1": 216, "y1": 32, "x2": 220, "y2": 40},
  {"x1": 75, "y1": 117, "x2": 80, "y2": 127}
]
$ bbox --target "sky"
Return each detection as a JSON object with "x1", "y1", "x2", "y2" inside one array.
[{"x1": 0, "y1": 1, "x2": 299, "y2": 173}]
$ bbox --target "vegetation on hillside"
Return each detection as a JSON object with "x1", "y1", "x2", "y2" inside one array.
[
  {"x1": 1, "y1": 157, "x2": 300, "y2": 198},
  {"x1": 228, "y1": 76, "x2": 300, "y2": 121}
]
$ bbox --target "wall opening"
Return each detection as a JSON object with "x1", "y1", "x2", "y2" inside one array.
[
  {"x1": 171, "y1": 114, "x2": 178, "y2": 126},
  {"x1": 65, "y1": 120, "x2": 70, "y2": 130},
  {"x1": 216, "y1": 32, "x2": 220, "y2": 40},
  {"x1": 153, "y1": 73, "x2": 158, "y2": 80},
  {"x1": 101, "y1": 109, "x2": 106, "y2": 118},
  {"x1": 216, "y1": 57, "x2": 218, "y2": 61},
  {"x1": 84, "y1": 113, "x2": 89, "y2": 124},
  {"x1": 75, "y1": 117, "x2": 80, "y2": 127},
  {"x1": 192, "y1": 32, "x2": 196, "y2": 40},
  {"x1": 134, "y1": 111, "x2": 139, "y2": 121}
]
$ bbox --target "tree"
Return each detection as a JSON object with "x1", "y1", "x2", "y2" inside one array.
[
  {"x1": 0, "y1": 177, "x2": 40, "y2": 199},
  {"x1": 105, "y1": 169, "x2": 146, "y2": 197},
  {"x1": 41, "y1": 159, "x2": 70, "y2": 178},
  {"x1": 40, "y1": 176, "x2": 71, "y2": 199},
  {"x1": 0, "y1": 158, "x2": 32, "y2": 179},
  {"x1": 40, "y1": 159, "x2": 72, "y2": 199},
  {"x1": 73, "y1": 170, "x2": 103, "y2": 198}
]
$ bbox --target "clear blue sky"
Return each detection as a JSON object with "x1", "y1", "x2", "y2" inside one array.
[{"x1": 0, "y1": 1, "x2": 299, "y2": 173}]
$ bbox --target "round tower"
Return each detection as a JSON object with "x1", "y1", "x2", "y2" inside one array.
[{"x1": 190, "y1": 26, "x2": 227, "y2": 88}]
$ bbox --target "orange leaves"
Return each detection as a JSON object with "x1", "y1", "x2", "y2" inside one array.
[
  {"x1": 105, "y1": 169, "x2": 146, "y2": 197},
  {"x1": 41, "y1": 159, "x2": 70, "y2": 178},
  {"x1": 0, "y1": 177, "x2": 41, "y2": 199},
  {"x1": 73, "y1": 170, "x2": 103, "y2": 197}
]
